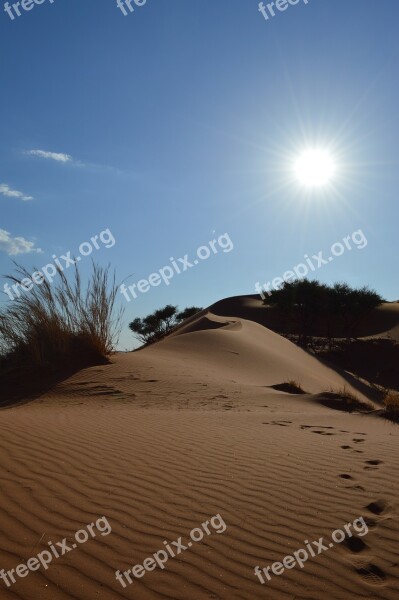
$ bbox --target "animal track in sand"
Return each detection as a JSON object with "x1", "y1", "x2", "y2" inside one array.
[
  {"x1": 263, "y1": 420, "x2": 293, "y2": 427},
  {"x1": 339, "y1": 473, "x2": 354, "y2": 480},
  {"x1": 354, "y1": 562, "x2": 387, "y2": 585},
  {"x1": 363, "y1": 516, "x2": 377, "y2": 529},
  {"x1": 345, "y1": 500, "x2": 389, "y2": 585},
  {"x1": 364, "y1": 459, "x2": 383, "y2": 471},
  {"x1": 353, "y1": 438, "x2": 365, "y2": 443},
  {"x1": 89, "y1": 385, "x2": 124, "y2": 397},
  {"x1": 365, "y1": 500, "x2": 388, "y2": 516},
  {"x1": 344, "y1": 536, "x2": 368, "y2": 553},
  {"x1": 341, "y1": 445, "x2": 352, "y2": 450},
  {"x1": 301, "y1": 425, "x2": 335, "y2": 429},
  {"x1": 300, "y1": 425, "x2": 336, "y2": 435}
]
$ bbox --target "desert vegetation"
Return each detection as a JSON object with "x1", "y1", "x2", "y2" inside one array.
[
  {"x1": 316, "y1": 337, "x2": 399, "y2": 391},
  {"x1": 129, "y1": 305, "x2": 202, "y2": 345},
  {"x1": 269, "y1": 380, "x2": 399, "y2": 425},
  {"x1": 263, "y1": 279, "x2": 383, "y2": 347},
  {"x1": 382, "y1": 389, "x2": 399, "y2": 423},
  {"x1": 272, "y1": 380, "x2": 307, "y2": 394},
  {"x1": 0, "y1": 262, "x2": 123, "y2": 402},
  {"x1": 317, "y1": 387, "x2": 374, "y2": 413}
]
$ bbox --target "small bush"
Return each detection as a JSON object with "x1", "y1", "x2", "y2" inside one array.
[{"x1": 129, "y1": 305, "x2": 202, "y2": 345}]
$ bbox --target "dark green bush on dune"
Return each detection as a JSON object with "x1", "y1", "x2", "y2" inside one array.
[{"x1": 263, "y1": 279, "x2": 383, "y2": 347}]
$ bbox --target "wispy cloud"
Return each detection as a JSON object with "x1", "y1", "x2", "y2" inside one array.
[
  {"x1": 0, "y1": 183, "x2": 33, "y2": 201},
  {"x1": 26, "y1": 149, "x2": 72, "y2": 163},
  {"x1": 0, "y1": 229, "x2": 42, "y2": 256},
  {"x1": 24, "y1": 148, "x2": 136, "y2": 177}
]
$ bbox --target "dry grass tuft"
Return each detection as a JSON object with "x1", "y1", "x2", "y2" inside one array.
[
  {"x1": 272, "y1": 380, "x2": 307, "y2": 394},
  {"x1": 0, "y1": 262, "x2": 123, "y2": 402},
  {"x1": 382, "y1": 390, "x2": 399, "y2": 423},
  {"x1": 317, "y1": 387, "x2": 373, "y2": 413}
]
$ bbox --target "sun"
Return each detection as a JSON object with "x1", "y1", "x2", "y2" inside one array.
[{"x1": 294, "y1": 148, "x2": 336, "y2": 188}]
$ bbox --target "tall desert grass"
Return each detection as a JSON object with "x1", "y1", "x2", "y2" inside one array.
[{"x1": 0, "y1": 262, "x2": 123, "y2": 374}]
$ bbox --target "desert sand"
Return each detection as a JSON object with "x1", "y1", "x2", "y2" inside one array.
[{"x1": 0, "y1": 297, "x2": 398, "y2": 599}]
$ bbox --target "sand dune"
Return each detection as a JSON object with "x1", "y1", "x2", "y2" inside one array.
[
  {"x1": 164, "y1": 311, "x2": 373, "y2": 397},
  {"x1": 0, "y1": 298, "x2": 398, "y2": 599},
  {"x1": 208, "y1": 295, "x2": 399, "y2": 341}
]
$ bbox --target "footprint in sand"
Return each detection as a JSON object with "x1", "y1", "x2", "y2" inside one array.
[
  {"x1": 363, "y1": 516, "x2": 378, "y2": 529},
  {"x1": 364, "y1": 459, "x2": 383, "y2": 470},
  {"x1": 365, "y1": 500, "x2": 388, "y2": 516},
  {"x1": 300, "y1": 425, "x2": 336, "y2": 435},
  {"x1": 341, "y1": 445, "x2": 353, "y2": 450},
  {"x1": 301, "y1": 425, "x2": 335, "y2": 430},
  {"x1": 90, "y1": 385, "x2": 124, "y2": 397},
  {"x1": 354, "y1": 561, "x2": 387, "y2": 585},
  {"x1": 340, "y1": 479, "x2": 366, "y2": 491},
  {"x1": 353, "y1": 438, "x2": 365, "y2": 443},
  {"x1": 344, "y1": 536, "x2": 368, "y2": 553},
  {"x1": 347, "y1": 500, "x2": 389, "y2": 586}
]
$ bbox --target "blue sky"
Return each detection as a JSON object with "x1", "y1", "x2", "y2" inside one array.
[{"x1": 1, "y1": 0, "x2": 398, "y2": 349}]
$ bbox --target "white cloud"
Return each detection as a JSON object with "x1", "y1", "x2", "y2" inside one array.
[
  {"x1": 0, "y1": 183, "x2": 33, "y2": 201},
  {"x1": 26, "y1": 149, "x2": 72, "y2": 163},
  {"x1": 24, "y1": 149, "x2": 132, "y2": 175},
  {"x1": 0, "y1": 229, "x2": 42, "y2": 256},
  {"x1": 24, "y1": 149, "x2": 131, "y2": 175}
]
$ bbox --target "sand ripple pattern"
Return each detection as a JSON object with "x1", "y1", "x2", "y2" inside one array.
[{"x1": 0, "y1": 401, "x2": 398, "y2": 600}]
